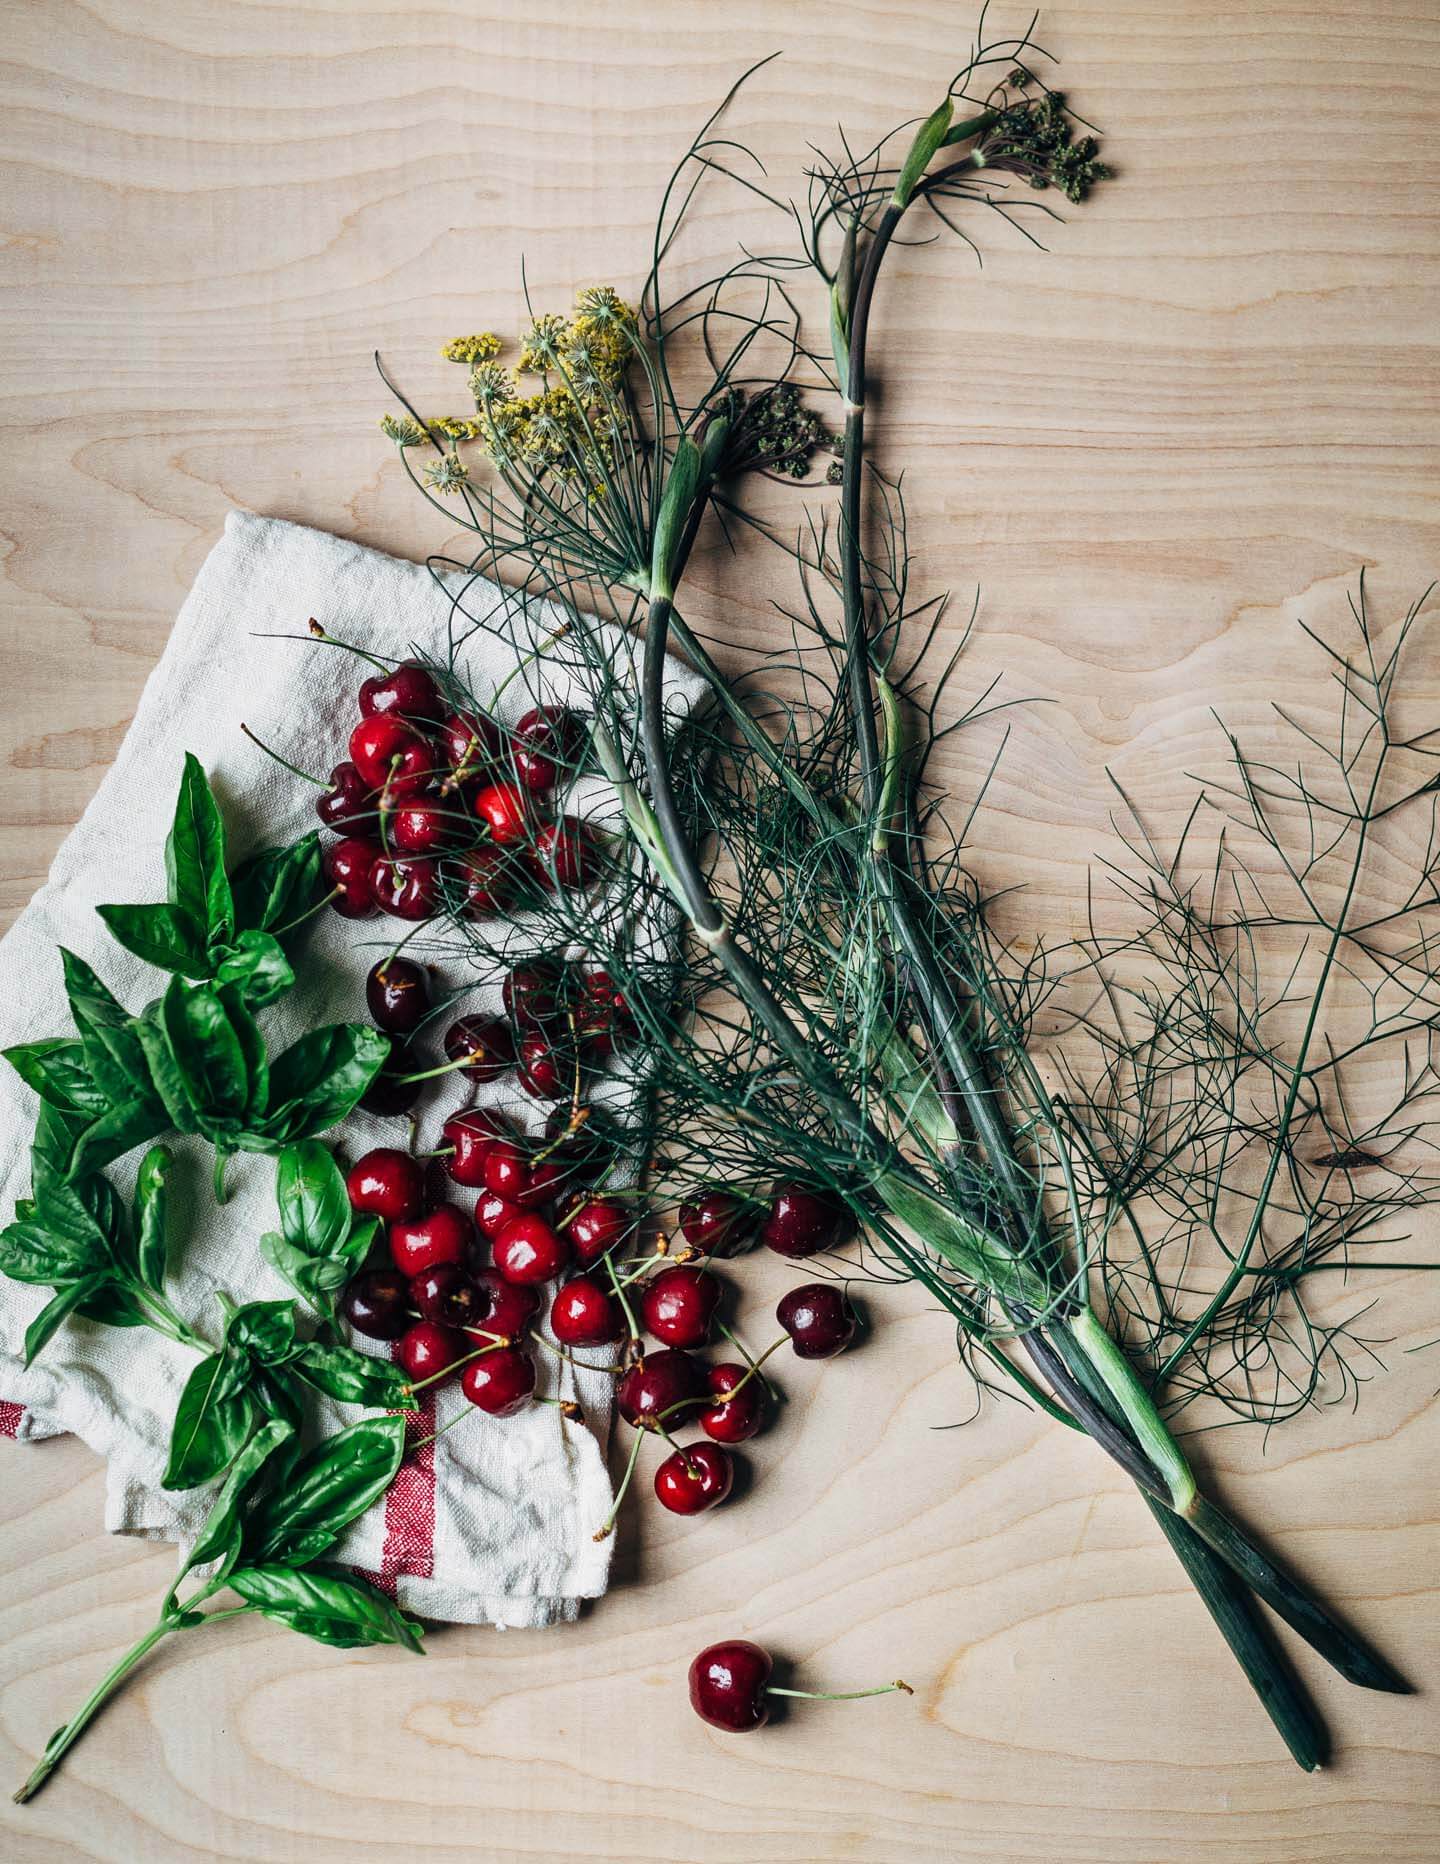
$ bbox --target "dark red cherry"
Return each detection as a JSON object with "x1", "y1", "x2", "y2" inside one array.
[
  {"x1": 359, "y1": 660, "x2": 444, "y2": 726},
  {"x1": 443, "y1": 1015, "x2": 514, "y2": 1083},
  {"x1": 468, "y1": 1268, "x2": 541, "y2": 1340},
  {"x1": 641, "y1": 1265, "x2": 722, "y2": 1350},
  {"x1": 549, "y1": 1275, "x2": 624, "y2": 1347},
  {"x1": 493, "y1": 1213, "x2": 571, "y2": 1285},
  {"x1": 358, "y1": 1044, "x2": 422, "y2": 1118},
  {"x1": 759, "y1": 1185, "x2": 853, "y2": 1259},
  {"x1": 341, "y1": 1268, "x2": 410, "y2": 1341},
  {"x1": 679, "y1": 1190, "x2": 758, "y2": 1258},
  {"x1": 776, "y1": 1282, "x2": 857, "y2": 1359},
  {"x1": 502, "y1": 959, "x2": 569, "y2": 1028},
  {"x1": 481, "y1": 1140, "x2": 551, "y2": 1208},
  {"x1": 510, "y1": 705, "x2": 587, "y2": 793},
  {"x1": 389, "y1": 1203, "x2": 472, "y2": 1278},
  {"x1": 324, "y1": 836, "x2": 381, "y2": 918},
  {"x1": 391, "y1": 794, "x2": 470, "y2": 855},
  {"x1": 442, "y1": 1108, "x2": 511, "y2": 1187},
  {"x1": 458, "y1": 845, "x2": 513, "y2": 917},
  {"x1": 440, "y1": 709, "x2": 500, "y2": 781},
  {"x1": 699, "y1": 1363, "x2": 767, "y2": 1444},
  {"x1": 462, "y1": 1346, "x2": 536, "y2": 1416},
  {"x1": 688, "y1": 1640, "x2": 772, "y2": 1733},
  {"x1": 574, "y1": 968, "x2": 634, "y2": 1058},
  {"x1": 473, "y1": 1190, "x2": 528, "y2": 1241},
  {"x1": 470, "y1": 780, "x2": 531, "y2": 847},
  {"x1": 346, "y1": 1148, "x2": 424, "y2": 1223},
  {"x1": 615, "y1": 1348, "x2": 705, "y2": 1431},
  {"x1": 365, "y1": 956, "x2": 431, "y2": 1036},
  {"x1": 564, "y1": 1197, "x2": 630, "y2": 1264},
  {"x1": 654, "y1": 1441, "x2": 733, "y2": 1516},
  {"x1": 369, "y1": 853, "x2": 441, "y2": 921},
  {"x1": 316, "y1": 762, "x2": 379, "y2": 835},
  {"x1": 527, "y1": 816, "x2": 599, "y2": 892},
  {"x1": 516, "y1": 1029, "x2": 577, "y2": 1101},
  {"x1": 412, "y1": 1262, "x2": 483, "y2": 1328},
  {"x1": 349, "y1": 714, "x2": 435, "y2": 797},
  {"x1": 397, "y1": 1320, "x2": 467, "y2": 1384}
]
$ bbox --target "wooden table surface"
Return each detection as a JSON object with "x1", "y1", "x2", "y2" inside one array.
[{"x1": 2, "y1": 2, "x2": 1438, "y2": 1858}]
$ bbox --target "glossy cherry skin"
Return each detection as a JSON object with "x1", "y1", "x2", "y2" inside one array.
[
  {"x1": 469, "y1": 780, "x2": 531, "y2": 847},
  {"x1": 358, "y1": 1045, "x2": 422, "y2": 1118},
  {"x1": 699, "y1": 1363, "x2": 766, "y2": 1444},
  {"x1": 688, "y1": 1640, "x2": 772, "y2": 1733},
  {"x1": 679, "y1": 1190, "x2": 757, "y2": 1258},
  {"x1": 468, "y1": 1267, "x2": 541, "y2": 1340},
  {"x1": 481, "y1": 1140, "x2": 541, "y2": 1207},
  {"x1": 369, "y1": 854, "x2": 441, "y2": 922},
  {"x1": 346, "y1": 1148, "x2": 424, "y2": 1223},
  {"x1": 444, "y1": 1015, "x2": 514, "y2": 1083},
  {"x1": 527, "y1": 816, "x2": 599, "y2": 892},
  {"x1": 324, "y1": 836, "x2": 381, "y2": 918},
  {"x1": 516, "y1": 1030, "x2": 575, "y2": 1101},
  {"x1": 440, "y1": 708, "x2": 500, "y2": 781},
  {"x1": 776, "y1": 1282, "x2": 857, "y2": 1359},
  {"x1": 503, "y1": 959, "x2": 569, "y2": 1027},
  {"x1": 365, "y1": 956, "x2": 431, "y2": 1036},
  {"x1": 397, "y1": 1319, "x2": 467, "y2": 1384},
  {"x1": 641, "y1": 1265, "x2": 722, "y2": 1350},
  {"x1": 510, "y1": 704, "x2": 586, "y2": 793},
  {"x1": 389, "y1": 1203, "x2": 473, "y2": 1278},
  {"x1": 442, "y1": 1108, "x2": 511, "y2": 1188},
  {"x1": 458, "y1": 845, "x2": 513, "y2": 917},
  {"x1": 615, "y1": 1348, "x2": 706, "y2": 1430},
  {"x1": 316, "y1": 762, "x2": 380, "y2": 835},
  {"x1": 391, "y1": 794, "x2": 469, "y2": 855},
  {"x1": 359, "y1": 660, "x2": 444, "y2": 726},
  {"x1": 412, "y1": 1262, "x2": 484, "y2": 1328},
  {"x1": 462, "y1": 1346, "x2": 536, "y2": 1416},
  {"x1": 760, "y1": 1185, "x2": 853, "y2": 1259},
  {"x1": 654, "y1": 1441, "x2": 733, "y2": 1516},
  {"x1": 565, "y1": 1197, "x2": 630, "y2": 1264},
  {"x1": 493, "y1": 1213, "x2": 571, "y2": 1285},
  {"x1": 574, "y1": 968, "x2": 633, "y2": 1059},
  {"x1": 341, "y1": 1268, "x2": 411, "y2": 1341},
  {"x1": 349, "y1": 715, "x2": 435, "y2": 797},
  {"x1": 473, "y1": 1190, "x2": 528, "y2": 1242},
  {"x1": 549, "y1": 1274, "x2": 625, "y2": 1347}
]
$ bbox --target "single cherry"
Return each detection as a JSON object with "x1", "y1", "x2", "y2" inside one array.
[
  {"x1": 502, "y1": 958, "x2": 569, "y2": 1028},
  {"x1": 397, "y1": 1319, "x2": 467, "y2": 1385},
  {"x1": 470, "y1": 779, "x2": 531, "y2": 847},
  {"x1": 574, "y1": 968, "x2": 633, "y2": 1058},
  {"x1": 462, "y1": 1346, "x2": 536, "y2": 1416},
  {"x1": 641, "y1": 1264, "x2": 722, "y2": 1350},
  {"x1": 391, "y1": 794, "x2": 470, "y2": 855},
  {"x1": 366, "y1": 956, "x2": 431, "y2": 1036},
  {"x1": 760, "y1": 1184, "x2": 854, "y2": 1259},
  {"x1": 369, "y1": 853, "x2": 441, "y2": 921},
  {"x1": 688, "y1": 1641, "x2": 773, "y2": 1733},
  {"x1": 527, "y1": 816, "x2": 599, "y2": 892},
  {"x1": 509, "y1": 704, "x2": 587, "y2": 792},
  {"x1": 443, "y1": 1015, "x2": 515, "y2": 1083},
  {"x1": 346, "y1": 1148, "x2": 424, "y2": 1223},
  {"x1": 776, "y1": 1282, "x2": 857, "y2": 1359},
  {"x1": 616, "y1": 1348, "x2": 706, "y2": 1431},
  {"x1": 359, "y1": 660, "x2": 445, "y2": 726},
  {"x1": 349, "y1": 714, "x2": 435, "y2": 797},
  {"x1": 493, "y1": 1213, "x2": 571, "y2": 1285},
  {"x1": 324, "y1": 836, "x2": 381, "y2": 918},
  {"x1": 654, "y1": 1441, "x2": 733, "y2": 1516},
  {"x1": 389, "y1": 1203, "x2": 473, "y2": 1278},
  {"x1": 458, "y1": 845, "x2": 513, "y2": 917},
  {"x1": 316, "y1": 761, "x2": 379, "y2": 835},
  {"x1": 679, "y1": 1189, "x2": 758, "y2": 1258},
  {"x1": 468, "y1": 1267, "x2": 542, "y2": 1339},
  {"x1": 440, "y1": 708, "x2": 500, "y2": 782},
  {"x1": 481, "y1": 1140, "x2": 542, "y2": 1207},
  {"x1": 341, "y1": 1268, "x2": 411, "y2": 1341},
  {"x1": 549, "y1": 1274, "x2": 624, "y2": 1347},
  {"x1": 412, "y1": 1262, "x2": 483, "y2": 1328},
  {"x1": 473, "y1": 1189, "x2": 529, "y2": 1241},
  {"x1": 516, "y1": 1029, "x2": 576, "y2": 1101},
  {"x1": 442, "y1": 1108, "x2": 511, "y2": 1187},
  {"x1": 564, "y1": 1197, "x2": 630, "y2": 1264},
  {"x1": 699, "y1": 1363, "x2": 767, "y2": 1444}
]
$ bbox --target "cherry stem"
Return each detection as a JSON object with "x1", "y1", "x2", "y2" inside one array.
[
  {"x1": 240, "y1": 723, "x2": 325, "y2": 787},
  {"x1": 269, "y1": 886, "x2": 345, "y2": 939},
  {"x1": 406, "y1": 1339, "x2": 503, "y2": 1392},
  {"x1": 718, "y1": 1327, "x2": 786, "y2": 1397},
  {"x1": 305, "y1": 620, "x2": 389, "y2": 672},
  {"x1": 390, "y1": 1054, "x2": 481, "y2": 1085},
  {"x1": 410, "y1": 1406, "x2": 474, "y2": 1453},
  {"x1": 766, "y1": 1681, "x2": 913, "y2": 1702},
  {"x1": 593, "y1": 1425, "x2": 645, "y2": 1541}
]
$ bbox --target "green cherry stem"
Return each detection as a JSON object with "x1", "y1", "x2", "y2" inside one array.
[
  {"x1": 767, "y1": 1680, "x2": 913, "y2": 1702},
  {"x1": 239, "y1": 723, "x2": 326, "y2": 787}
]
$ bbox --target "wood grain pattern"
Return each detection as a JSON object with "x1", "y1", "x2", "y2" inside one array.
[{"x1": 1, "y1": 1, "x2": 1438, "y2": 1857}]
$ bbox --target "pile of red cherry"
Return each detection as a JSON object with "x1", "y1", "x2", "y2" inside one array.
[{"x1": 315, "y1": 655, "x2": 598, "y2": 926}]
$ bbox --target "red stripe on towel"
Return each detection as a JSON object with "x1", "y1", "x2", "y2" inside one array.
[
  {"x1": 356, "y1": 1362, "x2": 437, "y2": 1596},
  {"x1": 0, "y1": 1402, "x2": 25, "y2": 1438}
]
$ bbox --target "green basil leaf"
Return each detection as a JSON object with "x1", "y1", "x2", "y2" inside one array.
[
  {"x1": 227, "y1": 1564, "x2": 423, "y2": 1651},
  {"x1": 258, "y1": 1232, "x2": 350, "y2": 1314},
  {"x1": 23, "y1": 1276, "x2": 108, "y2": 1365},
  {"x1": 163, "y1": 1350, "x2": 257, "y2": 1491},
  {"x1": 229, "y1": 1299, "x2": 299, "y2": 1368},
  {"x1": 214, "y1": 930, "x2": 294, "y2": 1008},
  {"x1": 244, "y1": 1414, "x2": 406, "y2": 1567},
  {"x1": 166, "y1": 752, "x2": 234, "y2": 946},
  {"x1": 95, "y1": 903, "x2": 210, "y2": 978},
  {"x1": 2, "y1": 1039, "x2": 110, "y2": 1117},
  {"x1": 67, "y1": 1095, "x2": 169, "y2": 1182},
  {"x1": 161, "y1": 980, "x2": 250, "y2": 1121},
  {"x1": 340, "y1": 1213, "x2": 381, "y2": 1265},
  {"x1": 276, "y1": 1142, "x2": 350, "y2": 1258},
  {"x1": 29, "y1": 1099, "x2": 89, "y2": 1174},
  {"x1": 293, "y1": 1342, "x2": 415, "y2": 1409},
  {"x1": 177, "y1": 1417, "x2": 295, "y2": 1595},
  {"x1": 73, "y1": 1280, "x2": 149, "y2": 1329},
  {"x1": 133, "y1": 1001, "x2": 201, "y2": 1134},
  {"x1": 0, "y1": 1218, "x2": 98, "y2": 1285},
  {"x1": 133, "y1": 1145, "x2": 171, "y2": 1292},
  {"x1": 261, "y1": 1026, "x2": 391, "y2": 1143},
  {"x1": 231, "y1": 835, "x2": 321, "y2": 937},
  {"x1": 30, "y1": 1154, "x2": 122, "y2": 1259},
  {"x1": 59, "y1": 951, "x2": 153, "y2": 1106}
]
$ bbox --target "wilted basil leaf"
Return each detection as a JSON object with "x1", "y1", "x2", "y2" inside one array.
[
  {"x1": 244, "y1": 1414, "x2": 406, "y2": 1567},
  {"x1": 163, "y1": 1350, "x2": 256, "y2": 1491},
  {"x1": 227, "y1": 1563, "x2": 423, "y2": 1650}
]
